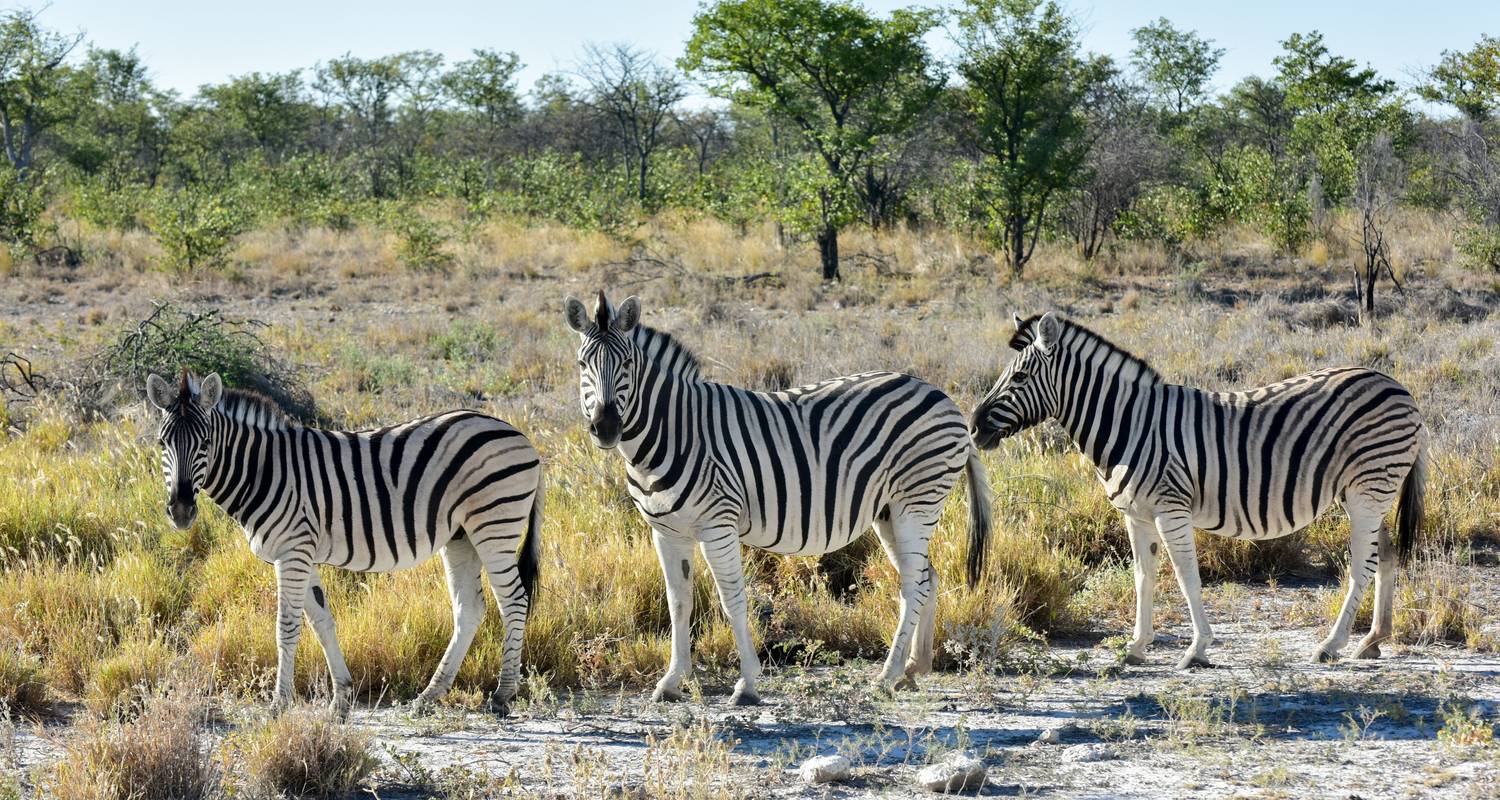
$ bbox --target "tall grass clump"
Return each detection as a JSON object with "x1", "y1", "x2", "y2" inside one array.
[
  {"x1": 40, "y1": 684, "x2": 217, "y2": 800},
  {"x1": 0, "y1": 645, "x2": 47, "y2": 718},
  {"x1": 227, "y1": 706, "x2": 377, "y2": 799}
]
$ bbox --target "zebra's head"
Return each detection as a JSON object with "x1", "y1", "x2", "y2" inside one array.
[
  {"x1": 564, "y1": 290, "x2": 642, "y2": 449},
  {"x1": 145, "y1": 370, "x2": 223, "y2": 529},
  {"x1": 971, "y1": 312, "x2": 1063, "y2": 450}
]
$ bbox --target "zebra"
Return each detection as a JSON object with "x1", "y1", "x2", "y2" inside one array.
[
  {"x1": 564, "y1": 291, "x2": 992, "y2": 704},
  {"x1": 970, "y1": 312, "x2": 1427, "y2": 668},
  {"x1": 145, "y1": 370, "x2": 542, "y2": 713}
]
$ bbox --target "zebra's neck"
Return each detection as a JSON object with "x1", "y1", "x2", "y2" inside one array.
[
  {"x1": 200, "y1": 410, "x2": 303, "y2": 531},
  {"x1": 1050, "y1": 331, "x2": 1164, "y2": 471},
  {"x1": 613, "y1": 357, "x2": 700, "y2": 477}
]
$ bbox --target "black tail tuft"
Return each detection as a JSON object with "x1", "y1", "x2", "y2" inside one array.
[
  {"x1": 965, "y1": 451, "x2": 994, "y2": 589},
  {"x1": 518, "y1": 465, "x2": 543, "y2": 607},
  {"x1": 1396, "y1": 448, "x2": 1426, "y2": 564}
]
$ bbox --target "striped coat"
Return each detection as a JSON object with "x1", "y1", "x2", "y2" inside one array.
[
  {"x1": 147, "y1": 371, "x2": 541, "y2": 713},
  {"x1": 971, "y1": 313, "x2": 1425, "y2": 667},
  {"x1": 566, "y1": 292, "x2": 991, "y2": 703}
]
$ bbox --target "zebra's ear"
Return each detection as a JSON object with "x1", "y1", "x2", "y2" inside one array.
[
  {"x1": 146, "y1": 373, "x2": 174, "y2": 411},
  {"x1": 1035, "y1": 312, "x2": 1061, "y2": 353},
  {"x1": 1012, "y1": 312, "x2": 1024, "y2": 332},
  {"x1": 564, "y1": 296, "x2": 590, "y2": 333},
  {"x1": 197, "y1": 373, "x2": 223, "y2": 409},
  {"x1": 614, "y1": 296, "x2": 640, "y2": 333}
]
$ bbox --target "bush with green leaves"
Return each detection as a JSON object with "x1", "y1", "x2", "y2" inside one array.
[
  {"x1": 0, "y1": 168, "x2": 53, "y2": 257},
  {"x1": 1458, "y1": 225, "x2": 1500, "y2": 272},
  {"x1": 144, "y1": 187, "x2": 246, "y2": 273},
  {"x1": 67, "y1": 176, "x2": 148, "y2": 231},
  {"x1": 389, "y1": 210, "x2": 454, "y2": 272}
]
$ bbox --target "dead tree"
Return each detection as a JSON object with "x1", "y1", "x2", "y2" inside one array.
[{"x1": 1351, "y1": 133, "x2": 1404, "y2": 326}]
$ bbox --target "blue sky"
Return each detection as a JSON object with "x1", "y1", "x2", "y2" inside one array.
[{"x1": 19, "y1": 1, "x2": 1499, "y2": 102}]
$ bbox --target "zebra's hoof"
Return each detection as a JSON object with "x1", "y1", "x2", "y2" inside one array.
[
  {"x1": 730, "y1": 689, "x2": 762, "y2": 707},
  {"x1": 651, "y1": 686, "x2": 685, "y2": 703},
  {"x1": 1354, "y1": 643, "x2": 1382, "y2": 660},
  {"x1": 1314, "y1": 649, "x2": 1338, "y2": 664},
  {"x1": 1176, "y1": 654, "x2": 1212, "y2": 670},
  {"x1": 408, "y1": 697, "x2": 437, "y2": 717},
  {"x1": 1122, "y1": 653, "x2": 1147, "y2": 667},
  {"x1": 894, "y1": 675, "x2": 919, "y2": 692}
]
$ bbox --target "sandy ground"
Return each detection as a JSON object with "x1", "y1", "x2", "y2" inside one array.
[{"x1": 13, "y1": 575, "x2": 1497, "y2": 799}]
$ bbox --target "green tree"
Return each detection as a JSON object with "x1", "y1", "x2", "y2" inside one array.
[
  {"x1": 682, "y1": 0, "x2": 942, "y2": 280},
  {"x1": 1419, "y1": 34, "x2": 1500, "y2": 121},
  {"x1": 1129, "y1": 17, "x2": 1223, "y2": 118},
  {"x1": 955, "y1": 0, "x2": 1106, "y2": 277},
  {"x1": 199, "y1": 71, "x2": 309, "y2": 160},
  {"x1": 0, "y1": 8, "x2": 82, "y2": 181},
  {"x1": 442, "y1": 49, "x2": 523, "y2": 169}
]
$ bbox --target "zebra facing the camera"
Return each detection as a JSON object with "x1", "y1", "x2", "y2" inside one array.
[
  {"x1": 971, "y1": 312, "x2": 1427, "y2": 669},
  {"x1": 146, "y1": 370, "x2": 542, "y2": 714},
  {"x1": 565, "y1": 291, "x2": 992, "y2": 705}
]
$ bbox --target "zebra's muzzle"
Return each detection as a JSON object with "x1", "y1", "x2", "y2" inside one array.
[
  {"x1": 970, "y1": 416, "x2": 1010, "y2": 450},
  {"x1": 169, "y1": 498, "x2": 198, "y2": 530},
  {"x1": 590, "y1": 402, "x2": 622, "y2": 449}
]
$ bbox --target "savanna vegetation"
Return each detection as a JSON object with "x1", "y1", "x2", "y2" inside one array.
[{"x1": 1, "y1": 0, "x2": 1499, "y2": 796}]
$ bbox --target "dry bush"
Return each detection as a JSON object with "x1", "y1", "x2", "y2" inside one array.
[
  {"x1": 85, "y1": 636, "x2": 174, "y2": 718},
  {"x1": 0, "y1": 645, "x2": 47, "y2": 718},
  {"x1": 227, "y1": 706, "x2": 377, "y2": 799},
  {"x1": 40, "y1": 684, "x2": 217, "y2": 800}
]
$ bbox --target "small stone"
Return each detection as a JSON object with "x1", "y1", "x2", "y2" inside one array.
[
  {"x1": 1060, "y1": 744, "x2": 1117, "y2": 763},
  {"x1": 604, "y1": 784, "x2": 646, "y2": 800},
  {"x1": 799, "y1": 754, "x2": 852, "y2": 785},
  {"x1": 1037, "y1": 726, "x2": 1063, "y2": 744},
  {"x1": 916, "y1": 751, "x2": 986, "y2": 793}
]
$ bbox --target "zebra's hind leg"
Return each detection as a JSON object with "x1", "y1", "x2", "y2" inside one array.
[
  {"x1": 303, "y1": 570, "x2": 354, "y2": 718},
  {"x1": 1355, "y1": 523, "x2": 1396, "y2": 659},
  {"x1": 272, "y1": 555, "x2": 314, "y2": 713},
  {"x1": 699, "y1": 528, "x2": 762, "y2": 706},
  {"x1": 472, "y1": 533, "x2": 532, "y2": 715},
  {"x1": 412, "y1": 535, "x2": 486, "y2": 715},
  {"x1": 1154, "y1": 511, "x2": 1214, "y2": 670},
  {"x1": 1318, "y1": 499, "x2": 1383, "y2": 663},
  {"x1": 873, "y1": 510, "x2": 936, "y2": 693},
  {"x1": 903, "y1": 557, "x2": 939, "y2": 685}
]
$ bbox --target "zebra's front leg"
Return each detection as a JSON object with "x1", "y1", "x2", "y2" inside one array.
[
  {"x1": 699, "y1": 529, "x2": 762, "y2": 706},
  {"x1": 652, "y1": 529, "x2": 696, "y2": 703},
  {"x1": 1123, "y1": 515, "x2": 1160, "y2": 666},
  {"x1": 303, "y1": 569, "x2": 353, "y2": 718},
  {"x1": 272, "y1": 555, "x2": 314, "y2": 712},
  {"x1": 1154, "y1": 511, "x2": 1213, "y2": 669}
]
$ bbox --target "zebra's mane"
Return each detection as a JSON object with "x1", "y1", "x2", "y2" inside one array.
[
  {"x1": 1012, "y1": 314, "x2": 1163, "y2": 383},
  {"x1": 217, "y1": 388, "x2": 295, "y2": 430},
  {"x1": 632, "y1": 324, "x2": 703, "y2": 383}
]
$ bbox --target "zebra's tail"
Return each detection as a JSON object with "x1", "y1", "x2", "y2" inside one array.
[
  {"x1": 965, "y1": 449, "x2": 994, "y2": 589},
  {"x1": 1396, "y1": 445, "x2": 1426, "y2": 564},
  {"x1": 518, "y1": 464, "x2": 543, "y2": 608}
]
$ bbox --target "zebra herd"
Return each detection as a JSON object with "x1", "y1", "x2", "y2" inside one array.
[{"x1": 146, "y1": 290, "x2": 1428, "y2": 714}]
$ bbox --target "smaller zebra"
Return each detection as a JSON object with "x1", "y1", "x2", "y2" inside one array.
[
  {"x1": 970, "y1": 313, "x2": 1427, "y2": 668},
  {"x1": 146, "y1": 371, "x2": 542, "y2": 714}
]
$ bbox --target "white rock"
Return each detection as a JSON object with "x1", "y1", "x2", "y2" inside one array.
[
  {"x1": 916, "y1": 751, "x2": 987, "y2": 793},
  {"x1": 1037, "y1": 726, "x2": 1063, "y2": 744},
  {"x1": 799, "y1": 754, "x2": 852, "y2": 785},
  {"x1": 1060, "y1": 743, "x2": 1117, "y2": 763}
]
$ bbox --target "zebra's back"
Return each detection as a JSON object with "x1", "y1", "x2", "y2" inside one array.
[
  {"x1": 1159, "y1": 367, "x2": 1423, "y2": 538},
  {"x1": 696, "y1": 371, "x2": 970, "y2": 554},
  {"x1": 302, "y1": 410, "x2": 542, "y2": 571}
]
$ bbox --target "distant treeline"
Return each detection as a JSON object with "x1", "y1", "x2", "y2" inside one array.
[{"x1": 0, "y1": 1, "x2": 1497, "y2": 279}]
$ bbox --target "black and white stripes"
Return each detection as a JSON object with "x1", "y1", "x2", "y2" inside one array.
[
  {"x1": 566, "y1": 291, "x2": 992, "y2": 702},
  {"x1": 970, "y1": 312, "x2": 1427, "y2": 667},
  {"x1": 147, "y1": 370, "x2": 542, "y2": 713}
]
